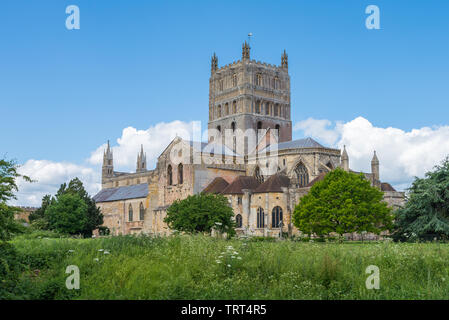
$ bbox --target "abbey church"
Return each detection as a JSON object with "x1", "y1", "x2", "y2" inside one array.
[{"x1": 93, "y1": 43, "x2": 404, "y2": 237}]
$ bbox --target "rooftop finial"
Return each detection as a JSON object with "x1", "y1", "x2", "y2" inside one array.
[
  {"x1": 242, "y1": 41, "x2": 250, "y2": 60},
  {"x1": 211, "y1": 52, "x2": 218, "y2": 74},
  {"x1": 281, "y1": 49, "x2": 288, "y2": 69}
]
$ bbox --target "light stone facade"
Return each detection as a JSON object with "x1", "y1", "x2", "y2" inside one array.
[{"x1": 94, "y1": 43, "x2": 405, "y2": 237}]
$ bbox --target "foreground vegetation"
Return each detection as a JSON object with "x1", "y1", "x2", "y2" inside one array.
[{"x1": 5, "y1": 234, "x2": 449, "y2": 299}]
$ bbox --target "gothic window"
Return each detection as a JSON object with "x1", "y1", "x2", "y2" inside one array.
[
  {"x1": 225, "y1": 103, "x2": 229, "y2": 116},
  {"x1": 217, "y1": 125, "x2": 221, "y2": 133},
  {"x1": 178, "y1": 163, "x2": 183, "y2": 184},
  {"x1": 256, "y1": 74, "x2": 262, "y2": 86},
  {"x1": 274, "y1": 104, "x2": 279, "y2": 117},
  {"x1": 257, "y1": 207, "x2": 265, "y2": 228},
  {"x1": 255, "y1": 101, "x2": 261, "y2": 114},
  {"x1": 272, "y1": 206, "x2": 283, "y2": 228},
  {"x1": 237, "y1": 196, "x2": 242, "y2": 205},
  {"x1": 232, "y1": 74, "x2": 237, "y2": 87},
  {"x1": 128, "y1": 204, "x2": 133, "y2": 222},
  {"x1": 219, "y1": 79, "x2": 224, "y2": 91},
  {"x1": 326, "y1": 161, "x2": 333, "y2": 170},
  {"x1": 236, "y1": 214, "x2": 243, "y2": 228},
  {"x1": 274, "y1": 77, "x2": 279, "y2": 89},
  {"x1": 294, "y1": 163, "x2": 309, "y2": 187},
  {"x1": 257, "y1": 121, "x2": 262, "y2": 131},
  {"x1": 232, "y1": 101, "x2": 237, "y2": 114},
  {"x1": 167, "y1": 165, "x2": 173, "y2": 185},
  {"x1": 139, "y1": 202, "x2": 144, "y2": 221},
  {"x1": 217, "y1": 105, "x2": 221, "y2": 118},
  {"x1": 231, "y1": 122, "x2": 236, "y2": 133},
  {"x1": 254, "y1": 166, "x2": 264, "y2": 183},
  {"x1": 275, "y1": 124, "x2": 280, "y2": 135},
  {"x1": 265, "y1": 102, "x2": 270, "y2": 115}
]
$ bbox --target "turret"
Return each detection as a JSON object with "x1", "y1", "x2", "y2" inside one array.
[
  {"x1": 211, "y1": 52, "x2": 218, "y2": 74},
  {"x1": 136, "y1": 144, "x2": 147, "y2": 173},
  {"x1": 102, "y1": 140, "x2": 114, "y2": 183},
  {"x1": 371, "y1": 150, "x2": 380, "y2": 185},
  {"x1": 341, "y1": 145, "x2": 349, "y2": 172},
  {"x1": 242, "y1": 41, "x2": 250, "y2": 60},
  {"x1": 281, "y1": 50, "x2": 288, "y2": 69}
]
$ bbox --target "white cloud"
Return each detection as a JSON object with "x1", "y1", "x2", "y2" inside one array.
[
  {"x1": 88, "y1": 120, "x2": 197, "y2": 171},
  {"x1": 294, "y1": 116, "x2": 449, "y2": 191},
  {"x1": 13, "y1": 160, "x2": 100, "y2": 207}
]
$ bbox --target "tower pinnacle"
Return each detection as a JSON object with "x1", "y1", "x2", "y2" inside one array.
[{"x1": 242, "y1": 41, "x2": 250, "y2": 60}]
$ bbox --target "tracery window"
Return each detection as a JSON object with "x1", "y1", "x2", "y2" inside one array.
[
  {"x1": 272, "y1": 206, "x2": 283, "y2": 228},
  {"x1": 294, "y1": 163, "x2": 309, "y2": 187}
]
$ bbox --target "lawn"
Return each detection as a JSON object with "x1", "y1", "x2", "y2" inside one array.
[{"x1": 7, "y1": 234, "x2": 449, "y2": 299}]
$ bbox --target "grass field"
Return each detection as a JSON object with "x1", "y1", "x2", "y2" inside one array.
[{"x1": 8, "y1": 234, "x2": 449, "y2": 299}]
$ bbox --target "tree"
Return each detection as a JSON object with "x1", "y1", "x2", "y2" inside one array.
[
  {"x1": 45, "y1": 193, "x2": 88, "y2": 235},
  {"x1": 55, "y1": 178, "x2": 103, "y2": 237},
  {"x1": 29, "y1": 194, "x2": 51, "y2": 223},
  {"x1": 393, "y1": 157, "x2": 449, "y2": 241},
  {"x1": 164, "y1": 193, "x2": 235, "y2": 236},
  {"x1": 293, "y1": 168, "x2": 393, "y2": 238}
]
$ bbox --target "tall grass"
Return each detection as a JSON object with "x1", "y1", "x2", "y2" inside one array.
[{"x1": 9, "y1": 235, "x2": 449, "y2": 299}]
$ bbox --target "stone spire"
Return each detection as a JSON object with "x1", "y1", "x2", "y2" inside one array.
[
  {"x1": 136, "y1": 144, "x2": 147, "y2": 173},
  {"x1": 341, "y1": 145, "x2": 349, "y2": 172},
  {"x1": 242, "y1": 41, "x2": 250, "y2": 60},
  {"x1": 281, "y1": 49, "x2": 288, "y2": 69},
  {"x1": 102, "y1": 140, "x2": 114, "y2": 183},
  {"x1": 211, "y1": 52, "x2": 218, "y2": 74},
  {"x1": 371, "y1": 150, "x2": 380, "y2": 183}
]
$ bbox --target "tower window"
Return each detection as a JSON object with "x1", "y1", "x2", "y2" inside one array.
[
  {"x1": 274, "y1": 77, "x2": 279, "y2": 89},
  {"x1": 294, "y1": 163, "x2": 309, "y2": 187},
  {"x1": 224, "y1": 103, "x2": 229, "y2": 116},
  {"x1": 256, "y1": 74, "x2": 262, "y2": 86},
  {"x1": 232, "y1": 74, "x2": 237, "y2": 87},
  {"x1": 274, "y1": 104, "x2": 279, "y2": 117},
  {"x1": 265, "y1": 102, "x2": 270, "y2": 115},
  {"x1": 232, "y1": 101, "x2": 237, "y2": 114},
  {"x1": 219, "y1": 79, "x2": 224, "y2": 91},
  {"x1": 217, "y1": 105, "x2": 221, "y2": 118},
  {"x1": 231, "y1": 122, "x2": 236, "y2": 132},
  {"x1": 255, "y1": 101, "x2": 261, "y2": 114}
]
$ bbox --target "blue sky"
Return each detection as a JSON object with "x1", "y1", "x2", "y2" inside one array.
[{"x1": 1, "y1": 1, "x2": 449, "y2": 205}]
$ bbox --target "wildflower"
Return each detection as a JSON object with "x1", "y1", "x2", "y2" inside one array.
[
  {"x1": 216, "y1": 260, "x2": 221, "y2": 264},
  {"x1": 68, "y1": 250, "x2": 74, "y2": 253},
  {"x1": 218, "y1": 256, "x2": 223, "y2": 258},
  {"x1": 237, "y1": 257, "x2": 242, "y2": 260},
  {"x1": 227, "y1": 264, "x2": 231, "y2": 268},
  {"x1": 215, "y1": 222, "x2": 222, "y2": 226},
  {"x1": 104, "y1": 251, "x2": 110, "y2": 255},
  {"x1": 94, "y1": 258, "x2": 99, "y2": 262},
  {"x1": 98, "y1": 249, "x2": 104, "y2": 252},
  {"x1": 231, "y1": 256, "x2": 235, "y2": 259}
]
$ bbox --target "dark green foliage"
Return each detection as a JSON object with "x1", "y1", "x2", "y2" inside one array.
[
  {"x1": 33, "y1": 178, "x2": 103, "y2": 237},
  {"x1": 293, "y1": 168, "x2": 393, "y2": 237},
  {"x1": 164, "y1": 193, "x2": 235, "y2": 236},
  {"x1": 393, "y1": 158, "x2": 449, "y2": 241}
]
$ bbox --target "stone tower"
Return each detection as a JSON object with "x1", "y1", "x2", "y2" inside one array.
[
  {"x1": 208, "y1": 42, "x2": 292, "y2": 150},
  {"x1": 102, "y1": 140, "x2": 114, "y2": 184},
  {"x1": 371, "y1": 150, "x2": 380, "y2": 187},
  {"x1": 136, "y1": 144, "x2": 147, "y2": 173}
]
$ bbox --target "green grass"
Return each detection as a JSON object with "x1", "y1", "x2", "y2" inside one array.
[{"x1": 8, "y1": 234, "x2": 449, "y2": 299}]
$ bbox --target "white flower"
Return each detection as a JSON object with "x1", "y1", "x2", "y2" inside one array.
[
  {"x1": 237, "y1": 257, "x2": 242, "y2": 260},
  {"x1": 227, "y1": 264, "x2": 231, "y2": 268},
  {"x1": 231, "y1": 256, "x2": 235, "y2": 259},
  {"x1": 98, "y1": 249, "x2": 104, "y2": 252},
  {"x1": 215, "y1": 222, "x2": 222, "y2": 226},
  {"x1": 94, "y1": 258, "x2": 99, "y2": 262},
  {"x1": 216, "y1": 260, "x2": 221, "y2": 264},
  {"x1": 233, "y1": 251, "x2": 239, "y2": 255},
  {"x1": 104, "y1": 251, "x2": 110, "y2": 255},
  {"x1": 218, "y1": 256, "x2": 223, "y2": 258},
  {"x1": 68, "y1": 250, "x2": 74, "y2": 253}
]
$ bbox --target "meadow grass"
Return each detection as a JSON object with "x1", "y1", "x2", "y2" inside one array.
[{"x1": 9, "y1": 234, "x2": 449, "y2": 299}]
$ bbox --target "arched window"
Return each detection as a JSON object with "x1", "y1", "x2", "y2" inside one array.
[
  {"x1": 257, "y1": 207, "x2": 265, "y2": 228},
  {"x1": 274, "y1": 77, "x2": 279, "y2": 89},
  {"x1": 236, "y1": 214, "x2": 243, "y2": 228},
  {"x1": 257, "y1": 121, "x2": 262, "y2": 131},
  {"x1": 274, "y1": 104, "x2": 279, "y2": 117},
  {"x1": 255, "y1": 101, "x2": 261, "y2": 114},
  {"x1": 256, "y1": 74, "x2": 262, "y2": 86},
  {"x1": 139, "y1": 202, "x2": 145, "y2": 221},
  {"x1": 254, "y1": 166, "x2": 264, "y2": 183},
  {"x1": 219, "y1": 79, "x2": 224, "y2": 91},
  {"x1": 225, "y1": 103, "x2": 229, "y2": 116},
  {"x1": 231, "y1": 122, "x2": 236, "y2": 133},
  {"x1": 275, "y1": 124, "x2": 280, "y2": 132},
  {"x1": 217, "y1": 125, "x2": 221, "y2": 133},
  {"x1": 265, "y1": 102, "x2": 270, "y2": 115},
  {"x1": 217, "y1": 105, "x2": 221, "y2": 118},
  {"x1": 167, "y1": 165, "x2": 173, "y2": 185},
  {"x1": 272, "y1": 206, "x2": 283, "y2": 228},
  {"x1": 232, "y1": 74, "x2": 237, "y2": 87},
  {"x1": 128, "y1": 204, "x2": 133, "y2": 222},
  {"x1": 178, "y1": 163, "x2": 183, "y2": 184},
  {"x1": 232, "y1": 101, "x2": 237, "y2": 114},
  {"x1": 294, "y1": 163, "x2": 309, "y2": 187}
]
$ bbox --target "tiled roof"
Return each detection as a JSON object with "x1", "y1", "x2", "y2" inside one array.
[
  {"x1": 222, "y1": 176, "x2": 261, "y2": 195},
  {"x1": 202, "y1": 177, "x2": 230, "y2": 194},
  {"x1": 186, "y1": 140, "x2": 240, "y2": 156},
  {"x1": 261, "y1": 137, "x2": 325, "y2": 152},
  {"x1": 254, "y1": 174, "x2": 290, "y2": 193},
  {"x1": 381, "y1": 182, "x2": 396, "y2": 192},
  {"x1": 306, "y1": 172, "x2": 327, "y2": 187},
  {"x1": 93, "y1": 183, "x2": 148, "y2": 203}
]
